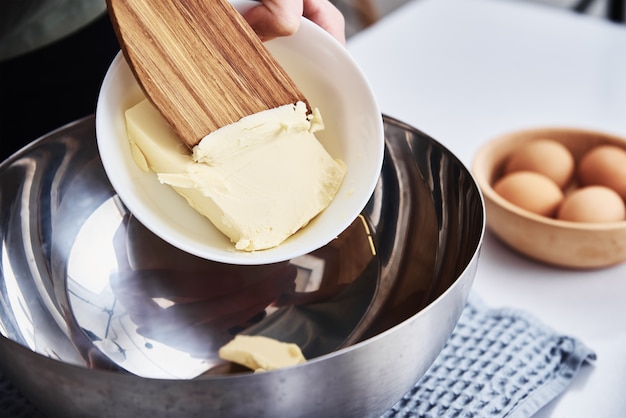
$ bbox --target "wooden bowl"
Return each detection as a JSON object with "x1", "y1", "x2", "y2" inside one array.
[{"x1": 473, "y1": 127, "x2": 626, "y2": 269}]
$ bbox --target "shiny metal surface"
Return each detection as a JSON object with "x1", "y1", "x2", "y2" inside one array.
[
  {"x1": 0, "y1": 0, "x2": 107, "y2": 61},
  {"x1": 0, "y1": 115, "x2": 484, "y2": 417}
]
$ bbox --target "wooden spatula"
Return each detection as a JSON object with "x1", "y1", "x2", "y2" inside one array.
[{"x1": 106, "y1": 0, "x2": 308, "y2": 148}]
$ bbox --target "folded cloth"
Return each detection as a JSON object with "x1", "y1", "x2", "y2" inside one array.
[
  {"x1": 382, "y1": 293, "x2": 596, "y2": 418},
  {"x1": 0, "y1": 293, "x2": 595, "y2": 418}
]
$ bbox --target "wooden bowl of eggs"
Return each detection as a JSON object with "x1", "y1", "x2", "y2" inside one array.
[{"x1": 473, "y1": 127, "x2": 626, "y2": 269}]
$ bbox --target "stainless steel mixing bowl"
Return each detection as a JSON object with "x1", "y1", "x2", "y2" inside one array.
[{"x1": 0, "y1": 115, "x2": 484, "y2": 417}]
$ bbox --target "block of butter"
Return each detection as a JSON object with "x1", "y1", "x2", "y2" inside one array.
[
  {"x1": 218, "y1": 335, "x2": 306, "y2": 372},
  {"x1": 125, "y1": 99, "x2": 346, "y2": 251}
]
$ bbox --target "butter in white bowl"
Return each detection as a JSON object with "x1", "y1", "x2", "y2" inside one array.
[
  {"x1": 126, "y1": 98, "x2": 346, "y2": 252},
  {"x1": 96, "y1": 0, "x2": 384, "y2": 265}
]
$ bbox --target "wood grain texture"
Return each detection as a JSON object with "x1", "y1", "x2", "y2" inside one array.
[{"x1": 107, "y1": 0, "x2": 307, "y2": 147}]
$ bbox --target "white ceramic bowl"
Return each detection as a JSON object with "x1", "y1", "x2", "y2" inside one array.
[{"x1": 96, "y1": 1, "x2": 384, "y2": 265}]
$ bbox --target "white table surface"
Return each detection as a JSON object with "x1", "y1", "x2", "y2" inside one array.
[{"x1": 347, "y1": 0, "x2": 626, "y2": 416}]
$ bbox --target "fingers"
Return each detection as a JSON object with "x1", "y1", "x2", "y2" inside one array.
[
  {"x1": 243, "y1": 0, "x2": 346, "y2": 45},
  {"x1": 303, "y1": 0, "x2": 346, "y2": 45},
  {"x1": 243, "y1": 0, "x2": 303, "y2": 41}
]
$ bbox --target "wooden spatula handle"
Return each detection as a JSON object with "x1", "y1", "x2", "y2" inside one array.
[{"x1": 107, "y1": 0, "x2": 308, "y2": 148}]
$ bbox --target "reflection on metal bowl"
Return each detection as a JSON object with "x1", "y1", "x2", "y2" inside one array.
[{"x1": 0, "y1": 115, "x2": 484, "y2": 417}]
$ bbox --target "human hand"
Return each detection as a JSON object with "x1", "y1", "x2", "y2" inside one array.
[{"x1": 243, "y1": 0, "x2": 346, "y2": 45}]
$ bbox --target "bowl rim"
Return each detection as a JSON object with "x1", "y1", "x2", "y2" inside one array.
[{"x1": 473, "y1": 125, "x2": 626, "y2": 232}]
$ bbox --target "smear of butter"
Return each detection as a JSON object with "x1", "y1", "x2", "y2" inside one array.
[
  {"x1": 218, "y1": 335, "x2": 306, "y2": 372},
  {"x1": 125, "y1": 99, "x2": 346, "y2": 251}
]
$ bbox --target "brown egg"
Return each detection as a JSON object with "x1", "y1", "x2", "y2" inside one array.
[
  {"x1": 557, "y1": 186, "x2": 626, "y2": 223},
  {"x1": 493, "y1": 171, "x2": 564, "y2": 217},
  {"x1": 504, "y1": 139, "x2": 574, "y2": 188},
  {"x1": 578, "y1": 145, "x2": 626, "y2": 200}
]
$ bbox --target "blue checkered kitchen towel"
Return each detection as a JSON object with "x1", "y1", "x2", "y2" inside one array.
[
  {"x1": 0, "y1": 293, "x2": 594, "y2": 418},
  {"x1": 383, "y1": 294, "x2": 595, "y2": 418}
]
